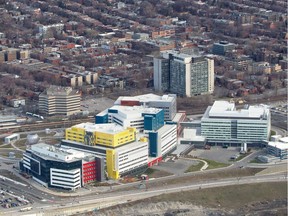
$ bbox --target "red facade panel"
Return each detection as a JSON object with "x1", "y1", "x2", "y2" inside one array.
[
  {"x1": 82, "y1": 160, "x2": 97, "y2": 184},
  {"x1": 148, "y1": 157, "x2": 162, "y2": 167},
  {"x1": 120, "y1": 100, "x2": 140, "y2": 106}
]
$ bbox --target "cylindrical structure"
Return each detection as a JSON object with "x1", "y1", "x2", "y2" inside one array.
[
  {"x1": 243, "y1": 143, "x2": 247, "y2": 152},
  {"x1": 45, "y1": 128, "x2": 51, "y2": 134},
  {"x1": 27, "y1": 134, "x2": 40, "y2": 145}
]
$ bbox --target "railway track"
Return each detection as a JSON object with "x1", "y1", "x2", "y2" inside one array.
[{"x1": 0, "y1": 117, "x2": 95, "y2": 134}]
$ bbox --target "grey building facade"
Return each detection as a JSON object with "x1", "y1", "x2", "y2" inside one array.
[{"x1": 154, "y1": 51, "x2": 214, "y2": 97}]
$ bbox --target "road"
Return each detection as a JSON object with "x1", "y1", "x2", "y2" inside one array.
[{"x1": 1, "y1": 173, "x2": 286, "y2": 216}]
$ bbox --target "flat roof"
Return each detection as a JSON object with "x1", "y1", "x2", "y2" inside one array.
[
  {"x1": 71, "y1": 122, "x2": 128, "y2": 134},
  {"x1": 268, "y1": 142, "x2": 288, "y2": 150},
  {"x1": 115, "y1": 93, "x2": 176, "y2": 104},
  {"x1": 45, "y1": 85, "x2": 80, "y2": 96},
  {"x1": 30, "y1": 143, "x2": 93, "y2": 162},
  {"x1": 172, "y1": 112, "x2": 186, "y2": 122},
  {"x1": 279, "y1": 137, "x2": 288, "y2": 144},
  {"x1": 114, "y1": 138, "x2": 148, "y2": 152},
  {"x1": 5, "y1": 133, "x2": 19, "y2": 139},
  {"x1": 204, "y1": 101, "x2": 269, "y2": 119},
  {"x1": 157, "y1": 124, "x2": 177, "y2": 136},
  {"x1": 109, "y1": 105, "x2": 162, "y2": 116}
]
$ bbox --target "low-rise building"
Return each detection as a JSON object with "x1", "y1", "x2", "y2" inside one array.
[
  {"x1": 19, "y1": 143, "x2": 105, "y2": 190},
  {"x1": 267, "y1": 142, "x2": 288, "y2": 160},
  {"x1": 201, "y1": 101, "x2": 271, "y2": 145},
  {"x1": 64, "y1": 122, "x2": 150, "y2": 179},
  {"x1": 95, "y1": 106, "x2": 164, "y2": 132},
  {"x1": 114, "y1": 93, "x2": 177, "y2": 121},
  {"x1": 65, "y1": 122, "x2": 136, "y2": 148},
  {"x1": 212, "y1": 41, "x2": 235, "y2": 55},
  {"x1": 267, "y1": 136, "x2": 288, "y2": 160},
  {"x1": 9, "y1": 98, "x2": 25, "y2": 108}
]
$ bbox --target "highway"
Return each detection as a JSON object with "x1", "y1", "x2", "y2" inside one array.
[{"x1": 1, "y1": 173, "x2": 286, "y2": 216}]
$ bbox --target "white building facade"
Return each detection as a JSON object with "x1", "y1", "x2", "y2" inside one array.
[
  {"x1": 114, "y1": 93, "x2": 177, "y2": 121},
  {"x1": 201, "y1": 101, "x2": 271, "y2": 145}
]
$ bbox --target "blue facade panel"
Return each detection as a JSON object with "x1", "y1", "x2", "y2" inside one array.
[
  {"x1": 144, "y1": 115, "x2": 154, "y2": 130},
  {"x1": 108, "y1": 109, "x2": 118, "y2": 113},
  {"x1": 149, "y1": 132, "x2": 158, "y2": 157},
  {"x1": 95, "y1": 114, "x2": 108, "y2": 124},
  {"x1": 143, "y1": 110, "x2": 164, "y2": 131},
  {"x1": 166, "y1": 121, "x2": 177, "y2": 125}
]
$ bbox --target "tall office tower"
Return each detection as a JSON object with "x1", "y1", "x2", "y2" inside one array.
[
  {"x1": 153, "y1": 50, "x2": 214, "y2": 97},
  {"x1": 39, "y1": 85, "x2": 81, "y2": 116}
]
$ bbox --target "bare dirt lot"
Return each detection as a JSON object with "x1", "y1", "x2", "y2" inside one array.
[{"x1": 80, "y1": 182, "x2": 287, "y2": 216}]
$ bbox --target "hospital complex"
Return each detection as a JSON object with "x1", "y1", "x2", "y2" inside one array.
[{"x1": 20, "y1": 94, "x2": 277, "y2": 190}]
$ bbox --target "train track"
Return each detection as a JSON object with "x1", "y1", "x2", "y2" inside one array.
[{"x1": 0, "y1": 117, "x2": 95, "y2": 134}]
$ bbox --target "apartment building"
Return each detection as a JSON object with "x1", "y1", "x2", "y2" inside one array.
[{"x1": 154, "y1": 50, "x2": 214, "y2": 97}]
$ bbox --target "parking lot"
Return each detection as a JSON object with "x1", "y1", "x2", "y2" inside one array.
[
  {"x1": 153, "y1": 158, "x2": 200, "y2": 175},
  {"x1": 81, "y1": 96, "x2": 115, "y2": 114},
  {"x1": 188, "y1": 146, "x2": 242, "y2": 164},
  {"x1": 0, "y1": 188, "x2": 30, "y2": 209}
]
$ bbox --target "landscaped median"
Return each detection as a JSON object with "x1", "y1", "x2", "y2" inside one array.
[{"x1": 184, "y1": 158, "x2": 229, "y2": 173}]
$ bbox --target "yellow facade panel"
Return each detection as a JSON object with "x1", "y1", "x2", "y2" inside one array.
[
  {"x1": 65, "y1": 125, "x2": 137, "y2": 148},
  {"x1": 106, "y1": 149, "x2": 119, "y2": 179}
]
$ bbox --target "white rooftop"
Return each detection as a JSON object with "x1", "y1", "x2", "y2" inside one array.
[
  {"x1": 157, "y1": 124, "x2": 177, "y2": 136},
  {"x1": 71, "y1": 122, "x2": 127, "y2": 134},
  {"x1": 115, "y1": 93, "x2": 176, "y2": 104},
  {"x1": 115, "y1": 138, "x2": 148, "y2": 152},
  {"x1": 31, "y1": 143, "x2": 92, "y2": 162},
  {"x1": 268, "y1": 142, "x2": 288, "y2": 150},
  {"x1": 109, "y1": 105, "x2": 162, "y2": 117},
  {"x1": 206, "y1": 101, "x2": 269, "y2": 119},
  {"x1": 279, "y1": 137, "x2": 288, "y2": 144},
  {"x1": 172, "y1": 112, "x2": 186, "y2": 122}
]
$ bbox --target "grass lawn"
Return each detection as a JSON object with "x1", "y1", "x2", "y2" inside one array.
[
  {"x1": 143, "y1": 168, "x2": 172, "y2": 178},
  {"x1": 0, "y1": 151, "x2": 23, "y2": 158},
  {"x1": 0, "y1": 143, "x2": 13, "y2": 149},
  {"x1": 249, "y1": 158, "x2": 264, "y2": 163},
  {"x1": 270, "y1": 130, "x2": 276, "y2": 137},
  {"x1": 184, "y1": 161, "x2": 205, "y2": 173},
  {"x1": 204, "y1": 158, "x2": 229, "y2": 170},
  {"x1": 43, "y1": 138, "x2": 61, "y2": 145},
  {"x1": 15, "y1": 139, "x2": 27, "y2": 146},
  {"x1": 148, "y1": 168, "x2": 264, "y2": 188}
]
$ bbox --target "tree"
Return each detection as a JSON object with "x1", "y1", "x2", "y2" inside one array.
[{"x1": 139, "y1": 2, "x2": 156, "y2": 18}]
